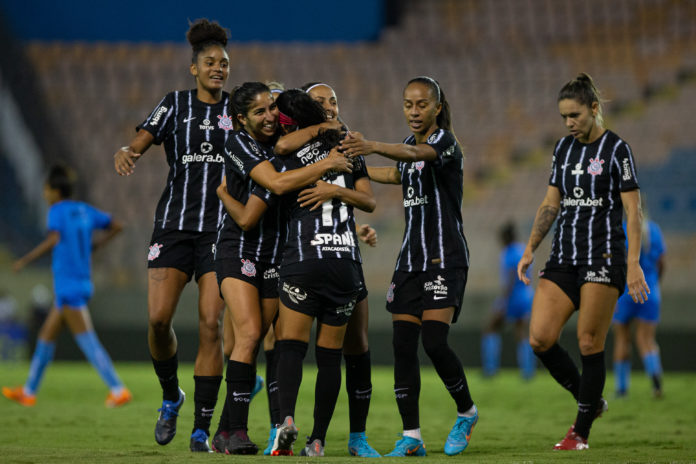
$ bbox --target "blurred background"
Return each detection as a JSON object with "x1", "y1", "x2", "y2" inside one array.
[{"x1": 0, "y1": 0, "x2": 694, "y2": 368}]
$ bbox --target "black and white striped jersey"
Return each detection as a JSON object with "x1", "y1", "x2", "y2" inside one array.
[
  {"x1": 548, "y1": 130, "x2": 640, "y2": 266},
  {"x1": 278, "y1": 138, "x2": 368, "y2": 266},
  {"x1": 395, "y1": 129, "x2": 469, "y2": 272},
  {"x1": 138, "y1": 89, "x2": 232, "y2": 232},
  {"x1": 215, "y1": 130, "x2": 283, "y2": 264}
]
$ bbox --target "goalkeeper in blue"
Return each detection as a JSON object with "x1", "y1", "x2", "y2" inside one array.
[{"x1": 3, "y1": 165, "x2": 131, "y2": 408}]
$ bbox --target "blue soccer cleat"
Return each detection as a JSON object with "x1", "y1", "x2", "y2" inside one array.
[
  {"x1": 385, "y1": 435, "x2": 426, "y2": 457},
  {"x1": 190, "y1": 428, "x2": 212, "y2": 452},
  {"x1": 444, "y1": 411, "x2": 478, "y2": 456},
  {"x1": 263, "y1": 426, "x2": 277, "y2": 455},
  {"x1": 251, "y1": 375, "x2": 264, "y2": 400},
  {"x1": 155, "y1": 387, "x2": 185, "y2": 445},
  {"x1": 348, "y1": 431, "x2": 381, "y2": 457}
]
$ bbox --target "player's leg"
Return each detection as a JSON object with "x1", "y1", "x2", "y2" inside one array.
[
  {"x1": 635, "y1": 319, "x2": 662, "y2": 397},
  {"x1": 612, "y1": 321, "x2": 632, "y2": 397},
  {"x1": 343, "y1": 296, "x2": 379, "y2": 457},
  {"x1": 261, "y1": 300, "x2": 279, "y2": 455},
  {"x1": 3, "y1": 306, "x2": 63, "y2": 406},
  {"x1": 481, "y1": 310, "x2": 504, "y2": 377},
  {"x1": 514, "y1": 317, "x2": 535, "y2": 380}
]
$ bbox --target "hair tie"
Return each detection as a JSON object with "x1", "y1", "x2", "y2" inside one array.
[
  {"x1": 305, "y1": 83, "x2": 333, "y2": 94},
  {"x1": 415, "y1": 75, "x2": 441, "y2": 102},
  {"x1": 278, "y1": 111, "x2": 298, "y2": 126}
]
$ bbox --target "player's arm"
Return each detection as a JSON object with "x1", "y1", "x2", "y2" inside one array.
[
  {"x1": 622, "y1": 189, "x2": 650, "y2": 303},
  {"x1": 92, "y1": 219, "x2": 123, "y2": 252},
  {"x1": 216, "y1": 177, "x2": 269, "y2": 231},
  {"x1": 341, "y1": 132, "x2": 437, "y2": 162},
  {"x1": 12, "y1": 231, "x2": 60, "y2": 272},
  {"x1": 297, "y1": 177, "x2": 376, "y2": 213},
  {"x1": 517, "y1": 185, "x2": 561, "y2": 284},
  {"x1": 249, "y1": 147, "x2": 352, "y2": 196},
  {"x1": 367, "y1": 166, "x2": 401, "y2": 185},
  {"x1": 274, "y1": 120, "x2": 343, "y2": 155},
  {"x1": 114, "y1": 129, "x2": 155, "y2": 176}
]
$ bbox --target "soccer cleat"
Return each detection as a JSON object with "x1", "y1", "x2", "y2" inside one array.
[
  {"x1": 444, "y1": 411, "x2": 478, "y2": 455},
  {"x1": 385, "y1": 435, "x2": 427, "y2": 457},
  {"x1": 211, "y1": 430, "x2": 230, "y2": 454},
  {"x1": 554, "y1": 425, "x2": 588, "y2": 450},
  {"x1": 263, "y1": 426, "x2": 278, "y2": 455},
  {"x1": 105, "y1": 388, "x2": 132, "y2": 408},
  {"x1": 155, "y1": 388, "x2": 185, "y2": 445},
  {"x1": 348, "y1": 431, "x2": 381, "y2": 457},
  {"x1": 190, "y1": 428, "x2": 212, "y2": 452},
  {"x1": 300, "y1": 438, "x2": 325, "y2": 457},
  {"x1": 271, "y1": 416, "x2": 298, "y2": 456},
  {"x1": 225, "y1": 429, "x2": 259, "y2": 455},
  {"x1": 251, "y1": 375, "x2": 264, "y2": 400},
  {"x1": 595, "y1": 397, "x2": 609, "y2": 419},
  {"x1": 2, "y1": 386, "x2": 36, "y2": 407}
]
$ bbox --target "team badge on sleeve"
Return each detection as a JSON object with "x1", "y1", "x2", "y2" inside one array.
[
  {"x1": 148, "y1": 243, "x2": 163, "y2": 261},
  {"x1": 587, "y1": 157, "x2": 605, "y2": 176},
  {"x1": 217, "y1": 114, "x2": 234, "y2": 131},
  {"x1": 241, "y1": 259, "x2": 257, "y2": 277}
]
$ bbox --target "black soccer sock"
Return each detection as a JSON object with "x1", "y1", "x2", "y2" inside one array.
[
  {"x1": 265, "y1": 348, "x2": 280, "y2": 426},
  {"x1": 392, "y1": 320, "x2": 421, "y2": 430},
  {"x1": 152, "y1": 352, "x2": 179, "y2": 402},
  {"x1": 535, "y1": 342, "x2": 581, "y2": 400},
  {"x1": 574, "y1": 351, "x2": 606, "y2": 439},
  {"x1": 309, "y1": 346, "x2": 343, "y2": 445},
  {"x1": 225, "y1": 360, "x2": 253, "y2": 431},
  {"x1": 192, "y1": 375, "x2": 222, "y2": 436},
  {"x1": 422, "y1": 320, "x2": 474, "y2": 413},
  {"x1": 344, "y1": 350, "x2": 372, "y2": 433},
  {"x1": 275, "y1": 339, "x2": 308, "y2": 421}
]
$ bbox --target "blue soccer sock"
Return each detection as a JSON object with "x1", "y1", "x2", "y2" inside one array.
[
  {"x1": 642, "y1": 351, "x2": 662, "y2": 377},
  {"x1": 517, "y1": 340, "x2": 536, "y2": 380},
  {"x1": 481, "y1": 333, "x2": 501, "y2": 376},
  {"x1": 75, "y1": 331, "x2": 123, "y2": 390},
  {"x1": 614, "y1": 360, "x2": 630, "y2": 394},
  {"x1": 24, "y1": 340, "x2": 56, "y2": 395}
]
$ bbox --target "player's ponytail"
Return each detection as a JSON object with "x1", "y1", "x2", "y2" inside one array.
[
  {"x1": 186, "y1": 18, "x2": 229, "y2": 63},
  {"x1": 558, "y1": 72, "x2": 605, "y2": 128}
]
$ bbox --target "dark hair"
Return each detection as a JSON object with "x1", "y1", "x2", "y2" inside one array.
[
  {"x1": 406, "y1": 76, "x2": 452, "y2": 132},
  {"x1": 500, "y1": 221, "x2": 516, "y2": 246},
  {"x1": 230, "y1": 81, "x2": 271, "y2": 130},
  {"x1": 46, "y1": 164, "x2": 75, "y2": 198},
  {"x1": 276, "y1": 89, "x2": 341, "y2": 147},
  {"x1": 557, "y1": 72, "x2": 604, "y2": 127},
  {"x1": 186, "y1": 18, "x2": 228, "y2": 63}
]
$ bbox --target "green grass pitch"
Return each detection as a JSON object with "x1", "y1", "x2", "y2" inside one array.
[{"x1": 1, "y1": 362, "x2": 694, "y2": 463}]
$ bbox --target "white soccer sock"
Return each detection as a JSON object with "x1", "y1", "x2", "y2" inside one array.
[
  {"x1": 458, "y1": 405, "x2": 477, "y2": 418},
  {"x1": 403, "y1": 428, "x2": 422, "y2": 440}
]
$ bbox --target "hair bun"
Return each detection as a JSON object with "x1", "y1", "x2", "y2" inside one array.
[{"x1": 186, "y1": 18, "x2": 228, "y2": 48}]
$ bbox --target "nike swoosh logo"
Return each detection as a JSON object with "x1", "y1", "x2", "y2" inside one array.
[
  {"x1": 355, "y1": 388, "x2": 372, "y2": 395},
  {"x1": 232, "y1": 392, "x2": 249, "y2": 397},
  {"x1": 407, "y1": 444, "x2": 421, "y2": 455},
  {"x1": 433, "y1": 296, "x2": 447, "y2": 300},
  {"x1": 201, "y1": 408, "x2": 215, "y2": 413},
  {"x1": 183, "y1": 116, "x2": 196, "y2": 123}
]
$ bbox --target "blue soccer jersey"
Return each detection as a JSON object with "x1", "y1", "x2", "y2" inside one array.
[
  {"x1": 48, "y1": 200, "x2": 112, "y2": 301},
  {"x1": 500, "y1": 242, "x2": 533, "y2": 319}
]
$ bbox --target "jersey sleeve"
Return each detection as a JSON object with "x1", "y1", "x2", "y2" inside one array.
[
  {"x1": 250, "y1": 183, "x2": 277, "y2": 208},
  {"x1": 46, "y1": 204, "x2": 62, "y2": 233},
  {"x1": 425, "y1": 129, "x2": 460, "y2": 168},
  {"x1": 137, "y1": 92, "x2": 176, "y2": 145},
  {"x1": 86, "y1": 204, "x2": 113, "y2": 230},
  {"x1": 352, "y1": 155, "x2": 369, "y2": 181},
  {"x1": 225, "y1": 133, "x2": 269, "y2": 179},
  {"x1": 615, "y1": 141, "x2": 640, "y2": 191},
  {"x1": 548, "y1": 139, "x2": 564, "y2": 187}
]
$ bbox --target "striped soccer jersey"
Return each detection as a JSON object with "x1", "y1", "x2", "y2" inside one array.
[
  {"x1": 548, "y1": 130, "x2": 640, "y2": 266},
  {"x1": 216, "y1": 130, "x2": 283, "y2": 264},
  {"x1": 395, "y1": 129, "x2": 469, "y2": 272},
  {"x1": 278, "y1": 138, "x2": 368, "y2": 266},
  {"x1": 138, "y1": 89, "x2": 232, "y2": 232}
]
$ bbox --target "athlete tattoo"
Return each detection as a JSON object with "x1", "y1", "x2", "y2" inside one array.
[{"x1": 529, "y1": 205, "x2": 558, "y2": 251}]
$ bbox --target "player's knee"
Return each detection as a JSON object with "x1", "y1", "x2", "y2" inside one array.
[
  {"x1": 577, "y1": 332, "x2": 603, "y2": 355},
  {"x1": 421, "y1": 320, "x2": 450, "y2": 360},
  {"x1": 392, "y1": 320, "x2": 420, "y2": 356},
  {"x1": 529, "y1": 333, "x2": 552, "y2": 353}
]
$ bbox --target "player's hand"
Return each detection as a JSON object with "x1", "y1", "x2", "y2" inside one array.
[
  {"x1": 114, "y1": 146, "x2": 142, "y2": 176},
  {"x1": 325, "y1": 147, "x2": 352, "y2": 173},
  {"x1": 319, "y1": 119, "x2": 343, "y2": 133},
  {"x1": 216, "y1": 176, "x2": 229, "y2": 199},
  {"x1": 12, "y1": 259, "x2": 26, "y2": 273},
  {"x1": 517, "y1": 249, "x2": 534, "y2": 285},
  {"x1": 298, "y1": 181, "x2": 337, "y2": 210},
  {"x1": 357, "y1": 223, "x2": 377, "y2": 247},
  {"x1": 626, "y1": 262, "x2": 650, "y2": 303},
  {"x1": 340, "y1": 132, "x2": 373, "y2": 158}
]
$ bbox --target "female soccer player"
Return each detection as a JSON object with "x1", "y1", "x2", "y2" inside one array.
[
  {"x1": 613, "y1": 214, "x2": 665, "y2": 398},
  {"x1": 211, "y1": 82, "x2": 352, "y2": 455},
  {"x1": 270, "y1": 89, "x2": 375, "y2": 457},
  {"x1": 3, "y1": 165, "x2": 129, "y2": 408},
  {"x1": 481, "y1": 221, "x2": 535, "y2": 379},
  {"x1": 113, "y1": 19, "x2": 230, "y2": 452},
  {"x1": 340, "y1": 76, "x2": 478, "y2": 457},
  {"x1": 516, "y1": 73, "x2": 650, "y2": 450}
]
